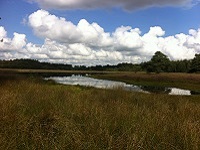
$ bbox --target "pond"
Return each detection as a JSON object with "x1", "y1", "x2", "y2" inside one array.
[{"x1": 45, "y1": 75, "x2": 200, "y2": 96}]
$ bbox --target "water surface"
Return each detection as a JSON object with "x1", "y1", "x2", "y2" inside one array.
[{"x1": 45, "y1": 75, "x2": 200, "y2": 96}]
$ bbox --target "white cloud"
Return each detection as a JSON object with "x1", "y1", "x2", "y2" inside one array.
[
  {"x1": 0, "y1": 26, "x2": 7, "y2": 39},
  {"x1": 11, "y1": 33, "x2": 27, "y2": 50},
  {"x1": 69, "y1": 43, "x2": 92, "y2": 56},
  {"x1": 0, "y1": 26, "x2": 26, "y2": 51},
  {"x1": 113, "y1": 26, "x2": 143, "y2": 50},
  {"x1": 30, "y1": 0, "x2": 197, "y2": 10},
  {"x1": 1, "y1": 10, "x2": 200, "y2": 65},
  {"x1": 28, "y1": 10, "x2": 113, "y2": 47},
  {"x1": 186, "y1": 29, "x2": 200, "y2": 50},
  {"x1": 28, "y1": 10, "x2": 80, "y2": 43}
]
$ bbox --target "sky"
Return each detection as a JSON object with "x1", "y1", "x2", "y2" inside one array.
[{"x1": 0, "y1": 0, "x2": 200, "y2": 66}]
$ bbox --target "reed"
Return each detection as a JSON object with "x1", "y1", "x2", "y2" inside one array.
[{"x1": 0, "y1": 75, "x2": 199, "y2": 149}]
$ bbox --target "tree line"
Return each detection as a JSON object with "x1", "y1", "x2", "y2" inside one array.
[
  {"x1": 0, "y1": 59, "x2": 73, "y2": 70},
  {"x1": 0, "y1": 52, "x2": 199, "y2": 73},
  {"x1": 141, "y1": 51, "x2": 200, "y2": 73}
]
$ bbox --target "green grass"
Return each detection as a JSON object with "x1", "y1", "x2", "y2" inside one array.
[{"x1": 0, "y1": 73, "x2": 200, "y2": 149}]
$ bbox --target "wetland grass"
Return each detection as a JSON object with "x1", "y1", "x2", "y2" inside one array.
[
  {"x1": 93, "y1": 72, "x2": 200, "y2": 91},
  {"x1": 0, "y1": 73, "x2": 199, "y2": 149}
]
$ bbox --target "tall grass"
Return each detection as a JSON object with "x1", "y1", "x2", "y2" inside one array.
[{"x1": 0, "y1": 75, "x2": 199, "y2": 149}]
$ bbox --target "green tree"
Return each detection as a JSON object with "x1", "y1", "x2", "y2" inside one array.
[
  {"x1": 190, "y1": 54, "x2": 200, "y2": 72},
  {"x1": 168, "y1": 60, "x2": 191, "y2": 73},
  {"x1": 143, "y1": 51, "x2": 170, "y2": 73}
]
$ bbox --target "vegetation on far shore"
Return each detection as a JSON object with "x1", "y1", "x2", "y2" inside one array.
[
  {"x1": 1, "y1": 51, "x2": 200, "y2": 73},
  {"x1": 92, "y1": 72, "x2": 200, "y2": 91},
  {"x1": 0, "y1": 72, "x2": 200, "y2": 149}
]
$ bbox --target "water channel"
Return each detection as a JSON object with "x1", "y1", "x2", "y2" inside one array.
[{"x1": 45, "y1": 75, "x2": 200, "y2": 96}]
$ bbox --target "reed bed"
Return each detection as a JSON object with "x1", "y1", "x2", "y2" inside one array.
[{"x1": 0, "y1": 75, "x2": 199, "y2": 149}]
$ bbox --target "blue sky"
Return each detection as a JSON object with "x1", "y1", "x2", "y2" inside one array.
[{"x1": 0, "y1": 0, "x2": 200, "y2": 65}]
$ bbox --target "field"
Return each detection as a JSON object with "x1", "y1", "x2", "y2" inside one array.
[{"x1": 0, "y1": 71, "x2": 200, "y2": 149}]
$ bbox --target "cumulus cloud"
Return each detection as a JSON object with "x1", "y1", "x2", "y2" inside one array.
[
  {"x1": 29, "y1": 0, "x2": 198, "y2": 10},
  {"x1": 28, "y1": 10, "x2": 113, "y2": 47},
  {"x1": 1, "y1": 10, "x2": 200, "y2": 65},
  {"x1": 0, "y1": 27, "x2": 7, "y2": 39},
  {"x1": 0, "y1": 27, "x2": 26, "y2": 52}
]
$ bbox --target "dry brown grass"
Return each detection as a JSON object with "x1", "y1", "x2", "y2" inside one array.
[{"x1": 0, "y1": 74, "x2": 199, "y2": 149}]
